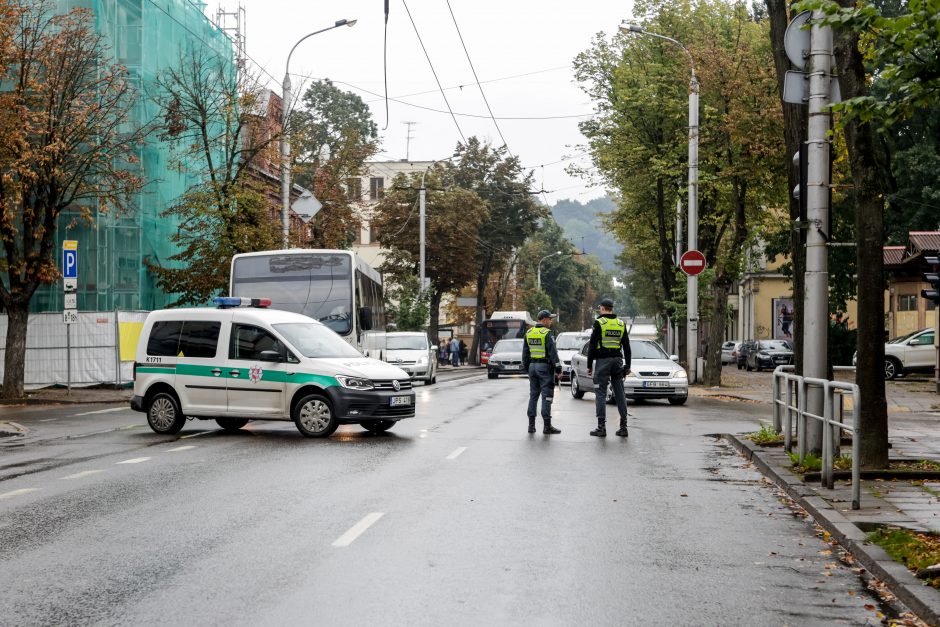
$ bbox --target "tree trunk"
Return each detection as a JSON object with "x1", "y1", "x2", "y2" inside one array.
[
  {"x1": 428, "y1": 289, "x2": 443, "y2": 351},
  {"x1": 834, "y1": 11, "x2": 888, "y2": 469},
  {"x1": 469, "y1": 272, "x2": 487, "y2": 366},
  {"x1": 702, "y1": 280, "x2": 730, "y2": 387},
  {"x1": 1, "y1": 305, "x2": 29, "y2": 399},
  {"x1": 765, "y1": 0, "x2": 808, "y2": 374}
]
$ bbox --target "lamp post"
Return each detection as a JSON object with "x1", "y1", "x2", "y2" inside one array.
[
  {"x1": 620, "y1": 21, "x2": 699, "y2": 382},
  {"x1": 537, "y1": 251, "x2": 563, "y2": 292},
  {"x1": 281, "y1": 19, "x2": 357, "y2": 248}
]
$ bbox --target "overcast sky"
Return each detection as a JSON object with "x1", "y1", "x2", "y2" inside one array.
[{"x1": 209, "y1": 0, "x2": 635, "y2": 205}]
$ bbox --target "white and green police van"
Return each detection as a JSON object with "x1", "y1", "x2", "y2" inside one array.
[{"x1": 130, "y1": 297, "x2": 415, "y2": 437}]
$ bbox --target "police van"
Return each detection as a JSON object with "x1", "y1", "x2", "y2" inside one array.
[{"x1": 130, "y1": 297, "x2": 416, "y2": 438}]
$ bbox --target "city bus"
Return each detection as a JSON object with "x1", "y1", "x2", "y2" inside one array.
[
  {"x1": 230, "y1": 249, "x2": 385, "y2": 351},
  {"x1": 478, "y1": 311, "x2": 534, "y2": 365}
]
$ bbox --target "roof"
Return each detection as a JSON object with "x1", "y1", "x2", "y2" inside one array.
[
  {"x1": 884, "y1": 246, "x2": 906, "y2": 267},
  {"x1": 908, "y1": 232, "x2": 940, "y2": 256}
]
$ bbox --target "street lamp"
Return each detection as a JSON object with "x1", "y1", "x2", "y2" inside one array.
[
  {"x1": 537, "y1": 251, "x2": 563, "y2": 292},
  {"x1": 620, "y1": 21, "x2": 699, "y2": 383},
  {"x1": 281, "y1": 18, "x2": 357, "y2": 248}
]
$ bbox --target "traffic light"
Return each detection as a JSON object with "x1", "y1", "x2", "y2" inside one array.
[
  {"x1": 791, "y1": 142, "x2": 808, "y2": 224},
  {"x1": 923, "y1": 256, "x2": 940, "y2": 304}
]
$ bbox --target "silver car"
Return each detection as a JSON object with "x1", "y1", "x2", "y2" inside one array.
[
  {"x1": 555, "y1": 331, "x2": 592, "y2": 384},
  {"x1": 383, "y1": 332, "x2": 437, "y2": 385},
  {"x1": 570, "y1": 339, "x2": 689, "y2": 405}
]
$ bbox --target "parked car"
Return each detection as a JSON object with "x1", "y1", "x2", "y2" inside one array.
[
  {"x1": 383, "y1": 331, "x2": 437, "y2": 385},
  {"x1": 862, "y1": 328, "x2": 936, "y2": 380},
  {"x1": 745, "y1": 339, "x2": 793, "y2": 372},
  {"x1": 555, "y1": 331, "x2": 592, "y2": 384},
  {"x1": 720, "y1": 341, "x2": 737, "y2": 365},
  {"x1": 487, "y1": 339, "x2": 525, "y2": 379},
  {"x1": 569, "y1": 339, "x2": 688, "y2": 405}
]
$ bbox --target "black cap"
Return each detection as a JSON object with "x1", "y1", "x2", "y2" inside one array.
[
  {"x1": 536, "y1": 309, "x2": 557, "y2": 320},
  {"x1": 599, "y1": 298, "x2": 614, "y2": 308}
]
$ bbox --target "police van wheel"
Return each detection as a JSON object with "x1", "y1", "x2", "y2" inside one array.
[
  {"x1": 571, "y1": 377, "x2": 585, "y2": 399},
  {"x1": 216, "y1": 418, "x2": 249, "y2": 432},
  {"x1": 146, "y1": 392, "x2": 186, "y2": 435},
  {"x1": 293, "y1": 394, "x2": 338, "y2": 438},
  {"x1": 361, "y1": 420, "x2": 396, "y2": 433}
]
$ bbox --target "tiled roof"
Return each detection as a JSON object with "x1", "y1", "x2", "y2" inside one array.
[
  {"x1": 884, "y1": 246, "x2": 906, "y2": 266},
  {"x1": 908, "y1": 231, "x2": 940, "y2": 255}
]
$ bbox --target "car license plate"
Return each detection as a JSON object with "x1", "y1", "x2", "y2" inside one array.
[
  {"x1": 390, "y1": 395, "x2": 411, "y2": 407},
  {"x1": 642, "y1": 381, "x2": 670, "y2": 388}
]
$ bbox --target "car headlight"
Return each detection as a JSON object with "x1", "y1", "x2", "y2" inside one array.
[
  {"x1": 335, "y1": 375, "x2": 373, "y2": 390},
  {"x1": 673, "y1": 370, "x2": 688, "y2": 379}
]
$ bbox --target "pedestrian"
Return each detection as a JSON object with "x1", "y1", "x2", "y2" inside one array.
[
  {"x1": 439, "y1": 339, "x2": 448, "y2": 366},
  {"x1": 586, "y1": 298, "x2": 631, "y2": 437},
  {"x1": 459, "y1": 339, "x2": 468, "y2": 365},
  {"x1": 450, "y1": 336, "x2": 460, "y2": 367},
  {"x1": 522, "y1": 310, "x2": 562, "y2": 435}
]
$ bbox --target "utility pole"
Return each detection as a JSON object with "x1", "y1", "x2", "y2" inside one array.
[
  {"x1": 802, "y1": 11, "x2": 833, "y2": 454},
  {"x1": 403, "y1": 121, "x2": 417, "y2": 161}
]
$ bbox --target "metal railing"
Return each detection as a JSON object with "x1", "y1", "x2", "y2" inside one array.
[{"x1": 772, "y1": 365, "x2": 861, "y2": 510}]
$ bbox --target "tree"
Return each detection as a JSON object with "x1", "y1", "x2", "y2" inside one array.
[
  {"x1": 448, "y1": 138, "x2": 547, "y2": 364},
  {"x1": 385, "y1": 274, "x2": 431, "y2": 332},
  {"x1": 372, "y1": 167, "x2": 488, "y2": 343},
  {"x1": 291, "y1": 79, "x2": 378, "y2": 249},
  {"x1": 0, "y1": 2, "x2": 149, "y2": 398},
  {"x1": 146, "y1": 46, "x2": 281, "y2": 304}
]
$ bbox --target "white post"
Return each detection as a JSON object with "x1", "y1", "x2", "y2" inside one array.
[
  {"x1": 802, "y1": 11, "x2": 832, "y2": 454},
  {"x1": 281, "y1": 71, "x2": 292, "y2": 248},
  {"x1": 419, "y1": 175, "x2": 426, "y2": 292},
  {"x1": 686, "y1": 73, "x2": 700, "y2": 383}
]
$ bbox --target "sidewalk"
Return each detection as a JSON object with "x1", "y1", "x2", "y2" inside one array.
[{"x1": 699, "y1": 368, "x2": 940, "y2": 622}]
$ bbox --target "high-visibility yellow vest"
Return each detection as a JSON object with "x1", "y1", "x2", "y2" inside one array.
[
  {"x1": 597, "y1": 317, "x2": 625, "y2": 349},
  {"x1": 525, "y1": 326, "x2": 550, "y2": 359}
]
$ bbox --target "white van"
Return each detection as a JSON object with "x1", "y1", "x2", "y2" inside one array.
[
  {"x1": 130, "y1": 298, "x2": 415, "y2": 438},
  {"x1": 383, "y1": 332, "x2": 437, "y2": 385}
]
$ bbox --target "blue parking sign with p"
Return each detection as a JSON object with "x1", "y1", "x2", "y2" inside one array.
[{"x1": 62, "y1": 241, "x2": 78, "y2": 279}]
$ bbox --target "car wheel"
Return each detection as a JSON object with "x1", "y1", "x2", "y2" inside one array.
[
  {"x1": 361, "y1": 420, "x2": 396, "y2": 433},
  {"x1": 884, "y1": 357, "x2": 900, "y2": 381},
  {"x1": 668, "y1": 397, "x2": 687, "y2": 406},
  {"x1": 146, "y1": 391, "x2": 186, "y2": 435},
  {"x1": 215, "y1": 418, "x2": 249, "y2": 432},
  {"x1": 293, "y1": 393, "x2": 338, "y2": 438},
  {"x1": 571, "y1": 377, "x2": 585, "y2": 399}
]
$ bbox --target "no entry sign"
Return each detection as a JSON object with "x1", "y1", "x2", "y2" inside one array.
[{"x1": 679, "y1": 250, "x2": 706, "y2": 276}]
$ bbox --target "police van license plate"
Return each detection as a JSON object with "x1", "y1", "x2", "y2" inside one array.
[
  {"x1": 390, "y1": 395, "x2": 412, "y2": 407},
  {"x1": 642, "y1": 381, "x2": 669, "y2": 388}
]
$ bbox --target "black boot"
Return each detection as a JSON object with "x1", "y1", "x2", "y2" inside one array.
[
  {"x1": 543, "y1": 418, "x2": 561, "y2": 434},
  {"x1": 590, "y1": 422, "x2": 607, "y2": 437},
  {"x1": 527, "y1": 416, "x2": 536, "y2": 433},
  {"x1": 616, "y1": 419, "x2": 628, "y2": 437}
]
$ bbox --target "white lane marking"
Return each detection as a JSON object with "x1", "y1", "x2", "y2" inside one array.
[
  {"x1": 0, "y1": 488, "x2": 39, "y2": 500},
  {"x1": 116, "y1": 457, "x2": 151, "y2": 464},
  {"x1": 446, "y1": 446, "x2": 467, "y2": 460},
  {"x1": 73, "y1": 407, "x2": 126, "y2": 417},
  {"x1": 39, "y1": 418, "x2": 57, "y2": 422},
  {"x1": 332, "y1": 512, "x2": 384, "y2": 547},
  {"x1": 180, "y1": 431, "x2": 212, "y2": 439},
  {"x1": 166, "y1": 445, "x2": 195, "y2": 452},
  {"x1": 61, "y1": 470, "x2": 104, "y2": 480}
]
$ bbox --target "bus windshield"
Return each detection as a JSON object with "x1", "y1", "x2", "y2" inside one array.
[{"x1": 232, "y1": 253, "x2": 353, "y2": 335}]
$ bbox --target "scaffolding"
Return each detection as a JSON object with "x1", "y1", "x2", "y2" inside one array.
[{"x1": 33, "y1": 0, "x2": 236, "y2": 312}]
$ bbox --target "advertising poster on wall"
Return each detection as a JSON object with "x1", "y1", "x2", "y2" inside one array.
[{"x1": 773, "y1": 298, "x2": 795, "y2": 341}]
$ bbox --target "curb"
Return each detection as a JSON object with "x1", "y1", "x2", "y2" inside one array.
[
  {"x1": 0, "y1": 397, "x2": 132, "y2": 406},
  {"x1": 0, "y1": 421, "x2": 27, "y2": 438},
  {"x1": 724, "y1": 433, "x2": 940, "y2": 624}
]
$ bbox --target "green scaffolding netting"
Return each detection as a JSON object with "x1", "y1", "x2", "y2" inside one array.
[{"x1": 30, "y1": 0, "x2": 234, "y2": 312}]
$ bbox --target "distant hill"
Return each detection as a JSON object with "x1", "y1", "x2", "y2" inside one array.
[{"x1": 551, "y1": 196, "x2": 622, "y2": 271}]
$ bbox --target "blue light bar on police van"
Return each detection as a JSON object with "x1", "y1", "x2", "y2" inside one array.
[{"x1": 213, "y1": 297, "x2": 272, "y2": 309}]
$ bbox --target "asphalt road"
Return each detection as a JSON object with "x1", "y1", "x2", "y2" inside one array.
[{"x1": 0, "y1": 372, "x2": 893, "y2": 625}]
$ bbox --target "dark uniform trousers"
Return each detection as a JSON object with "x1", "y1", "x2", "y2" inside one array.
[
  {"x1": 527, "y1": 362, "x2": 554, "y2": 420},
  {"x1": 593, "y1": 356, "x2": 628, "y2": 426}
]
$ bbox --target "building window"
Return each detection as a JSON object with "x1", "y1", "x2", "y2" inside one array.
[
  {"x1": 347, "y1": 178, "x2": 362, "y2": 201},
  {"x1": 369, "y1": 177, "x2": 384, "y2": 201},
  {"x1": 898, "y1": 294, "x2": 917, "y2": 311},
  {"x1": 927, "y1": 298, "x2": 936, "y2": 311},
  {"x1": 370, "y1": 220, "x2": 381, "y2": 244}
]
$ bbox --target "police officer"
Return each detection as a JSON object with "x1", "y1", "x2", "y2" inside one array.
[
  {"x1": 522, "y1": 310, "x2": 562, "y2": 434},
  {"x1": 586, "y1": 298, "x2": 631, "y2": 437}
]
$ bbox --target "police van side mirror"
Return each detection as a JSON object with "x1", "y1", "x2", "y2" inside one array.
[
  {"x1": 259, "y1": 350, "x2": 282, "y2": 362},
  {"x1": 359, "y1": 306, "x2": 374, "y2": 331}
]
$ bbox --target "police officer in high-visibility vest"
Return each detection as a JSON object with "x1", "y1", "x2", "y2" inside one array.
[
  {"x1": 586, "y1": 298, "x2": 631, "y2": 437},
  {"x1": 522, "y1": 310, "x2": 562, "y2": 434}
]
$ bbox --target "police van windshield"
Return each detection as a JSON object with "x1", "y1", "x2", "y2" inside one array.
[{"x1": 274, "y1": 323, "x2": 362, "y2": 358}]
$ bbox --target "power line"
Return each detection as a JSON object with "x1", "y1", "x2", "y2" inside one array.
[
  {"x1": 401, "y1": 0, "x2": 466, "y2": 143},
  {"x1": 362, "y1": 65, "x2": 570, "y2": 104},
  {"x1": 445, "y1": 0, "x2": 512, "y2": 158}
]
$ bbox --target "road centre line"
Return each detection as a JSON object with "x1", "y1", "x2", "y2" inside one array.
[
  {"x1": 446, "y1": 447, "x2": 467, "y2": 460},
  {"x1": 39, "y1": 418, "x2": 57, "y2": 422},
  {"x1": 166, "y1": 445, "x2": 196, "y2": 452},
  {"x1": 0, "y1": 488, "x2": 39, "y2": 500},
  {"x1": 73, "y1": 407, "x2": 126, "y2": 417},
  {"x1": 332, "y1": 513, "x2": 384, "y2": 547},
  {"x1": 61, "y1": 470, "x2": 104, "y2": 480},
  {"x1": 116, "y1": 457, "x2": 151, "y2": 464}
]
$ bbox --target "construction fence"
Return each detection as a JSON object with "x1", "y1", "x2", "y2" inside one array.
[{"x1": 0, "y1": 311, "x2": 149, "y2": 389}]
